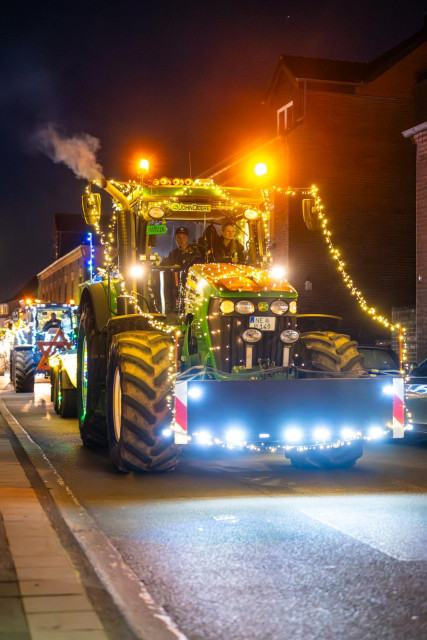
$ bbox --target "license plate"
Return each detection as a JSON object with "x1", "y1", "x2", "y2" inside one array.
[{"x1": 249, "y1": 316, "x2": 276, "y2": 331}]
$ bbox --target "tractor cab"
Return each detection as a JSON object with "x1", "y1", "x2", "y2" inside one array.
[
  {"x1": 15, "y1": 303, "x2": 77, "y2": 345},
  {"x1": 84, "y1": 178, "x2": 271, "y2": 318}
]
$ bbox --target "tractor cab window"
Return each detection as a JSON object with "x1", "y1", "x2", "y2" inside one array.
[{"x1": 152, "y1": 221, "x2": 205, "y2": 262}]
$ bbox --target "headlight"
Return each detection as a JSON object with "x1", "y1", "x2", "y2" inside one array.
[
  {"x1": 341, "y1": 428, "x2": 357, "y2": 440},
  {"x1": 284, "y1": 427, "x2": 303, "y2": 443},
  {"x1": 148, "y1": 206, "x2": 165, "y2": 219},
  {"x1": 244, "y1": 209, "x2": 259, "y2": 220},
  {"x1": 220, "y1": 300, "x2": 235, "y2": 314},
  {"x1": 313, "y1": 427, "x2": 331, "y2": 442},
  {"x1": 368, "y1": 426, "x2": 385, "y2": 439},
  {"x1": 280, "y1": 329, "x2": 300, "y2": 344},
  {"x1": 270, "y1": 300, "x2": 289, "y2": 315},
  {"x1": 226, "y1": 428, "x2": 245, "y2": 445},
  {"x1": 289, "y1": 300, "x2": 297, "y2": 314},
  {"x1": 235, "y1": 300, "x2": 255, "y2": 314},
  {"x1": 242, "y1": 329, "x2": 262, "y2": 343}
]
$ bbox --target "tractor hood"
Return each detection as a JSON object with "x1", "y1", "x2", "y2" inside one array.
[{"x1": 190, "y1": 264, "x2": 297, "y2": 295}]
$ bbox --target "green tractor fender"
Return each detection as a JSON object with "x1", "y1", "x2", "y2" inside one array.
[{"x1": 79, "y1": 283, "x2": 111, "y2": 333}]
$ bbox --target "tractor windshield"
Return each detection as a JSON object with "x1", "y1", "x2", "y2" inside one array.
[
  {"x1": 150, "y1": 218, "x2": 249, "y2": 265},
  {"x1": 147, "y1": 216, "x2": 259, "y2": 315}
]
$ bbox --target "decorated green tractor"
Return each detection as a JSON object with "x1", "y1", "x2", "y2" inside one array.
[
  {"x1": 10, "y1": 302, "x2": 77, "y2": 393},
  {"x1": 69, "y1": 171, "x2": 403, "y2": 472}
]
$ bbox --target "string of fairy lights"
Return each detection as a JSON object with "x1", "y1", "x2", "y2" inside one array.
[
  {"x1": 267, "y1": 184, "x2": 407, "y2": 365},
  {"x1": 86, "y1": 178, "x2": 407, "y2": 367}
]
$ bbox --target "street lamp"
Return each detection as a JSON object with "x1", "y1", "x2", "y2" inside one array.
[{"x1": 254, "y1": 162, "x2": 268, "y2": 177}]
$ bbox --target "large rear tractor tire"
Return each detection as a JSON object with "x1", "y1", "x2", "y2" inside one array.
[
  {"x1": 14, "y1": 350, "x2": 35, "y2": 393},
  {"x1": 297, "y1": 331, "x2": 364, "y2": 376},
  {"x1": 77, "y1": 303, "x2": 108, "y2": 447},
  {"x1": 287, "y1": 441, "x2": 363, "y2": 469},
  {"x1": 106, "y1": 330, "x2": 180, "y2": 473}
]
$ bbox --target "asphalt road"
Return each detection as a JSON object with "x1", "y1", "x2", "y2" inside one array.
[{"x1": 1, "y1": 380, "x2": 427, "y2": 640}]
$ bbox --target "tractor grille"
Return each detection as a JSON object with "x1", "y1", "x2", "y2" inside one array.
[{"x1": 207, "y1": 299, "x2": 297, "y2": 373}]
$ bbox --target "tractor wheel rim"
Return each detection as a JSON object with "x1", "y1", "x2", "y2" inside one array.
[
  {"x1": 113, "y1": 367, "x2": 122, "y2": 442},
  {"x1": 81, "y1": 338, "x2": 88, "y2": 419}
]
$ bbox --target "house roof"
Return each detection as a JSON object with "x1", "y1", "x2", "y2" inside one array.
[
  {"x1": 278, "y1": 57, "x2": 367, "y2": 84},
  {"x1": 266, "y1": 19, "x2": 427, "y2": 101}
]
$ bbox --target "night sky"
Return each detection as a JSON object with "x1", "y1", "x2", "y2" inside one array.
[{"x1": 1, "y1": 0, "x2": 426, "y2": 301}]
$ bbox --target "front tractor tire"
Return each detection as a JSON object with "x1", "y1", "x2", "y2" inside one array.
[
  {"x1": 57, "y1": 369, "x2": 77, "y2": 418},
  {"x1": 77, "y1": 303, "x2": 108, "y2": 447},
  {"x1": 298, "y1": 331, "x2": 364, "y2": 376},
  {"x1": 106, "y1": 330, "x2": 180, "y2": 473},
  {"x1": 287, "y1": 441, "x2": 363, "y2": 469},
  {"x1": 14, "y1": 349, "x2": 35, "y2": 393}
]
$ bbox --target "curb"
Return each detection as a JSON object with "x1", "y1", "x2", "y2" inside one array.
[{"x1": 0, "y1": 394, "x2": 187, "y2": 640}]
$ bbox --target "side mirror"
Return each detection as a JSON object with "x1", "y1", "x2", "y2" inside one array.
[
  {"x1": 302, "y1": 198, "x2": 321, "y2": 230},
  {"x1": 408, "y1": 362, "x2": 418, "y2": 374},
  {"x1": 81, "y1": 193, "x2": 101, "y2": 226}
]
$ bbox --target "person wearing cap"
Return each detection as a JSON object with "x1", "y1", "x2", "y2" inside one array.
[
  {"x1": 161, "y1": 227, "x2": 202, "y2": 312},
  {"x1": 161, "y1": 227, "x2": 202, "y2": 269}
]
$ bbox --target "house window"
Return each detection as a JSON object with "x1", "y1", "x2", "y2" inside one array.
[{"x1": 277, "y1": 101, "x2": 294, "y2": 134}]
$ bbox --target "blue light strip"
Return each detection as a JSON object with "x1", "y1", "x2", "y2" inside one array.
[{"x1": 88, "y1": 232, "x2": 94, "y2": 282}]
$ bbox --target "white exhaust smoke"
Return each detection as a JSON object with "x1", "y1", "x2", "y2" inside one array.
[{"x1": 36, "y1": 125, "x2": 104, "y2": 180}]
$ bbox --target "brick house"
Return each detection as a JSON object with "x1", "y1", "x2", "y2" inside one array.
[
  {"x1": 37, "y1": 244, "x2": 103, "y2": 304},
  {"x1": 403, "y1": 121, "x2": 427, "y2": 361},
  {"x1": 262, "y1": 21, "x2": 427, "y2": 351}
]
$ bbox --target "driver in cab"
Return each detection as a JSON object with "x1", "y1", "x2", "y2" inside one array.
[
  {"x1": 42, "y1": 312, "x2": 61, "y2": 332},
  {"x1": 161, "y1": 227, "x2": 199, "y2": 268},
  {"x1": 160, "y1": 226, "x2": 202, "y2": 311}
]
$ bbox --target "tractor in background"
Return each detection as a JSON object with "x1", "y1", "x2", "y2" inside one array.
[{"x1": 10, "y1": 302, "x2": 77, "y2": 393}]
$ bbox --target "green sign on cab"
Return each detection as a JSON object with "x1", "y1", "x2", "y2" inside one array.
[{"x1": 147, "y1": 224, "x2": 167, "y2": 235}]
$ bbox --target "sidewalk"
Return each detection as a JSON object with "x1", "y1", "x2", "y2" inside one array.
[{"x1": 0, "y1": 417, "x2": 109, "y2": 640}]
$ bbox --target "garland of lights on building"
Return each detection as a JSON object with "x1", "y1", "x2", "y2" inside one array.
[
  {"x1": 86, "y1": 179, "x2": 407, "y2": 367},
  {"x1": 267, "y1": 185, "x2": 407, "y2": 365}
]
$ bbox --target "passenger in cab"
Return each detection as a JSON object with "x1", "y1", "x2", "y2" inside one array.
[{"x1": 213, "y1": 222, "x2": 245, "y2": 264}]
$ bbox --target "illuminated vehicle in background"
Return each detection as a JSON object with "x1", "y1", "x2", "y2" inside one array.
[
  {"x1": 10, "y1": 302, "x2": 77, "y2": 393},
  {"x1": 405, "y1": 359, "x2": 427, "y2": 435},
  {"x1": 52, "y1": 164, "x2": 404, "y2": 472},
  {"x1": 0, "y1": 327, "x2": 10, "y2": 376}
]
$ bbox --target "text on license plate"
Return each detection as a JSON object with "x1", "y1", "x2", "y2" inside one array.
[{"x1": 249, "y1": 316, "x2": 276, "y2": 331}]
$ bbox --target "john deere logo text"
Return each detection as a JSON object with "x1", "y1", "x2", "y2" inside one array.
[{"x1": 170, "y1": 203, "x2": 211, "y2": 212}]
